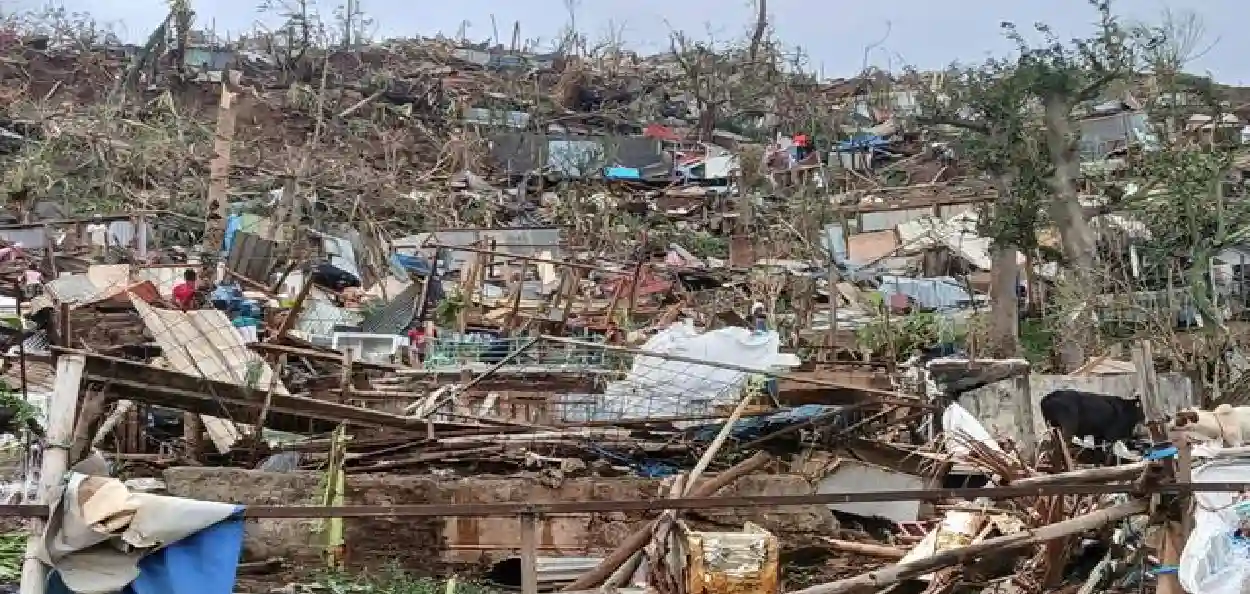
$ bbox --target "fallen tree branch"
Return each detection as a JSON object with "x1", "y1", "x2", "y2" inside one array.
[{"x1": 789, "y1": 500, "x2": 1147, "y2": 594}]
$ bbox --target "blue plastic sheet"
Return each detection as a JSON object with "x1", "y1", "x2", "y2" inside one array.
[
  {"x1": 690, "y1": 404, "x2": 854, "y2": 443},
  {"x1": 49, "y1": 506, "x2": 246, "y2": 594},
  {"x1": 222, "y1": 215, "x2": 243, "y2": 253},
  {"x1": 605, "y1": 166, "x2": 641, "y2": 180},
  {"x1": 391, "y1": 252, "x2": 433, "y2": 276},
  {"x1": 586, "y1": 444, "x2": 678, "y2": 478}
]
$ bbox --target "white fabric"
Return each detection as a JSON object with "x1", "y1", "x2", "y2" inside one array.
[
  {"x1": 38, "y1": 472, "x2": 238, "y2": 594},
  {"x1": 590, "y1": 321, "x2": 796, "y2": 421},
  {"x1": 941, "y1": 403, "x2": 1002, "y2": 458},
  {"x1": 1179, "y1": 459, "x2": 1250, "y2": 594},
  {"x1": 85, "y1": 224, "x2": 107, "y2": 247}
]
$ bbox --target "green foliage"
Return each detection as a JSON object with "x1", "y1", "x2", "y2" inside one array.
[
  {"x1": 853, "y1": 294, "x2": 966, "y2": 361},
  {"x1": 433, "y1": 290, "x2": 465, "y2": 329},
  {"x1": 0, "y1": 384, "x2": 39, "y2": 430},
  {"x1": 1019, "y1": 318, "x2": 1058, "y2": 369},
  {"x1": 1125, "y1": 148, "x2": 1246, "y2": 328},
  {"x1": 0, "y1": 532, "x2": 24, "y2": 582},
  {"x1": 317, "y1": 567, "x2": 498, "y2": 594}
]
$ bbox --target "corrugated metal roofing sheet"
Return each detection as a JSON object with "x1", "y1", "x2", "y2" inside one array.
[
  {"x1": 392, "y1": 228, "x2": 561, "y2": 273},
  {"x1": 294, "y1": 290, "x2": 364, "y2": 341},
  {"x1": 134, "y1": 298, "x2": 287, "y2": 393},
  {"x1": 46, "y1": 275, "x2": 101, "y2": 304},
  {"x1": 359, "y1": 282, "x2": 422, "y2": 335}
]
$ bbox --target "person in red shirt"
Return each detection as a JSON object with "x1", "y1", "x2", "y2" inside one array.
[
  {"x1": 407, "y1": 324, "x2": 434, "y2": 364},
  {"x1": 172, "y1": 269, "x2": 197, "y2": 310}
]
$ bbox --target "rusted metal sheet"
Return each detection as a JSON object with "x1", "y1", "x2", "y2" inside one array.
[
  {"x1": 729, "y1": 235, "x2": 754, "y2": 268},
  {"x1": 226, "y1": 231, "x2": 279, "y2": 284}
]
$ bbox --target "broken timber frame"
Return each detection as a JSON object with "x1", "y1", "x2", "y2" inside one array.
[{"x1": 539, "y1": 334, "x2": 935, "y2": 408}]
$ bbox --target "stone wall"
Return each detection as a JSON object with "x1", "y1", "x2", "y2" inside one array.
[
  {"x1": 163, "y1": 468, "x2": 834, "y2": 572},
  {"x1": 958, "y1": 372, "x2": 1197, "y2": 444}
]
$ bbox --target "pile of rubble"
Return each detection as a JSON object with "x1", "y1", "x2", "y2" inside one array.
[{"x1": 0, "y1": 11, "x2": 1248, "y2": 594}]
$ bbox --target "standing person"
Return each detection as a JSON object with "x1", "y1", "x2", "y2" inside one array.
[
  {"x1": 85, "y1": 215, "x2": 108, "y2": 260},
  {"x1": 22, "y1": 263, "x2": 42, "y2": 298},
  {"x1": 750, "y1": 301, "x2": 768, "y2": 333},
  {"x1": 407, "y1": 324, "x2": 434, "y2": 365},
  {"x1": 172, "y1": 269, "x2": 197, "y2": 310}
]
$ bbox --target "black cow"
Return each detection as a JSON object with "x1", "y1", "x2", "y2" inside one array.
[{"x1": 1039, "y1": 389, "x2": 1145, "y2": 448}]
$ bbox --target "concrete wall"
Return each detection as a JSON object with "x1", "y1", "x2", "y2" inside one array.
[
  {"x1": 163, "y1": 468, "x2": 835, "y2": 572},
  {"x1": 958, "y1": 372, "x2": 1196, "y2": 443}
]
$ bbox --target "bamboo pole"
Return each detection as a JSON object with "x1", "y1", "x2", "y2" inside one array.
[
  {"x1": 91, "y1": 401, "x2": 133, "y2": 448},
  {"x1": 1008, "y1": 461, "x2": 1152, "y2": 487},
  {"x1": 790, "y1": 500, "x2": 1147, "y2": 594},
  {"x1": 19, "y1": 354, "x2": 84, "y2": 594},
  {"x1": 819, "y1": 538, "x2": 907, "y2": 560}
]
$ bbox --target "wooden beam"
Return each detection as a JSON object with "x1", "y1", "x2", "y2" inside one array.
[
  {"x1": 20, "y1": 354, "x2": 83, "y2": 594},
  {"x1": 790, "y1": 500, "x2": 1148, "y2": 594},
  {"x1": 520, "y1": 513, "x2": 538, "y2": 594},
  {"x1": 540, "y1": 335, "x2": 933, "y2": 406},
  {"x1": 272, "y1": 273, "x2": 315, "y2": 342},
  {"x1": 53, "y1": 348, "x2": 423, "y2": 432}
]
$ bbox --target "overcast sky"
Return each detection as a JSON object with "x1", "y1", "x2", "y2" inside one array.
[{"x1": 3, "y1": 0, "x2": 1247, "y2": 83}]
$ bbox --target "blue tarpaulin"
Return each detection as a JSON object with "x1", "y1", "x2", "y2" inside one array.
[
  {"x1": 49, "y1": 506, "x2": 246, "y2": 594},
  {"x1": 605, "y1": 166, "x2": 642, "y2": 180},
  {"x1": 833, "y1": 135, "x2": 890, "y2": 153},
  {"x1": 222, "y1": 215, "x2": 243, "y2": 253},
  {"x1": 391, "y1": 252, "x2": 434, "y2": 276},
  {"x1": 879, "y1": 275, "x2": 973, "y2": 311},
  {"x1": 690, "y1": 404, "x2": 857, "y2": 442},
  {"x1": 586, "y1": 444, "x2": 677, "y2": 478}
]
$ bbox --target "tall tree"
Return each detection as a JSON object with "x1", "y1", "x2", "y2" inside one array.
[
  {"x1": 1003, "y1": 0, "x2": 1136, "y2": 368},
  {"x1": 918, "y1": 60, "x2": 1046, "y2": 357}
]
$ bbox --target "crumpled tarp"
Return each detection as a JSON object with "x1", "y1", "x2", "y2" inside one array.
[
  {"x1": 690, "y1": 404, "x2": 860, "y2": 443},
  {"x1": 39, "y1": 472, "x2": 244, "y2": 594},
  {"x1": 574, "y1": 322, "x2": 798, "y2": 422},
  {"x1": 879, "y1": 275, "x2": 974, "y2": 311},
  {"x1": 1179, "y1": 459, "x2": 1250, "y2": 594}
]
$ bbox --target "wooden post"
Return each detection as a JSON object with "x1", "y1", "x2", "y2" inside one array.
[
  {"x1": 1012, "y1": 372, "x2": 1036, "y2": 459},
  {"x1": 19, "y1": 354, "x2": 84, "y2": 594},
  {"x1": 1176, "y1": 434, "x2": 1194, "y2": 540},
  {"x1": 825, "y1": 255, "x2": 840, "y2": 357},
  {"x1": 1156, "y1": 521, "x2": 1185, "y2": 594},
  {"x1": 272, "y1": 273, "x2": 315, "y2": 343},
  {"x1": 520, "y1": 512, "x2": 539, "y2": 594},
  {"x1": 339, "y1": 347, "x2": 354, "y2": 402},
  {"x1": 1132, "y1": 341, "x2": 1164, "y2": 426},
  {"x1": 201, "y1": 81, "x2": 241, "y2": 281},
  {"x1": 68, "y1": 389, "x2": 105, "y2": 463}
]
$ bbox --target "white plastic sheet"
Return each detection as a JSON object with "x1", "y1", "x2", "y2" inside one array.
[
  {"x1": 941, "y1": 403, "x2": 1002, "y2": 458},
  {"x1": 1179, "y1": 459, "x2": 1250, "y2": 594},
  {"x1": 580, "y1": 322, "x2": 797, "y2": 422}
]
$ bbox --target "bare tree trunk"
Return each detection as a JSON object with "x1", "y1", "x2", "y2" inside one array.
[
  {"x1": 989, "y1": 246, "x2": 1020, "y2": 357},
  {"x1": 1042, "y1": 95, "x2": 1096, "y2": 370},
  {"x1": 748, "y1": 0, "x2": 767, "y2": 61},
  {"x1": 988, "y1": 173, "x2": 1021, "y2": 358}
]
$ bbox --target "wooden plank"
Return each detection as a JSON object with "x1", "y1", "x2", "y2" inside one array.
[
  {"x1": 54, "y1": 347, "x2": 423, "y2": 432},
  {"x1": 19, "y1": 354, "x2": 83, "y2": 594},
  {"x1": 520, "y1": 513, "x2": 538, "y2": 594}
]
